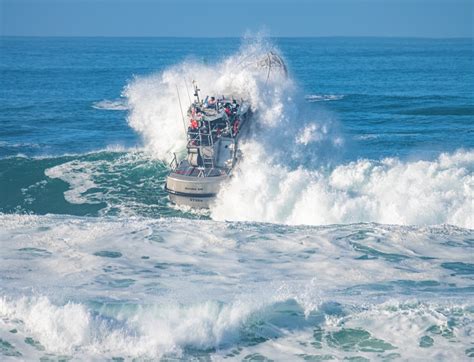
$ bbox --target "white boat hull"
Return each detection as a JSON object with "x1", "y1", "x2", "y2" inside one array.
[{"x1": 165, "y1": 172, "x2": 228, "y2": 208}]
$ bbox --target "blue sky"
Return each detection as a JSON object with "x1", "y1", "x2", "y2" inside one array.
[{"x1": 1, "y1": 0, "x2": 472, "y2": 37}]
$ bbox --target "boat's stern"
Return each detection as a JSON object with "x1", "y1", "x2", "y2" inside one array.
[{"x1": 165, "y1": 171, "x2": 227, "y2": 208}]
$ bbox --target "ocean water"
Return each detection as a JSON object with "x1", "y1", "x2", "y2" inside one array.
[{"x1": 0, "y1": 37, "x2": 473, "y2": 360}]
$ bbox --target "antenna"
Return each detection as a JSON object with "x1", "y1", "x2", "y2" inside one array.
[
  {"x1": 175, "y1": 85, "x2": 187, "y2": 135},
  {"x1": 192, "y1": 80, "x2": 201, "y2": 103},
  {"x1": 183, "y1": 79, "x2": 192, "y2": 104}
]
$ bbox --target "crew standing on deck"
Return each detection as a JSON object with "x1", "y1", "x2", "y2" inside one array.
[{"x1": 207, "y1": 96, "x2": 217, "y2": 109}]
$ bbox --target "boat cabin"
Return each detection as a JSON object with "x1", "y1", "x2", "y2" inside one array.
[{"x1": 170, "y1": 95, "x2": 249, "y2": 178}]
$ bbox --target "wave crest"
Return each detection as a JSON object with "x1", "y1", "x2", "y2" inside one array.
[
  {"x1": 123, "y1": 38, "x2": 473, "y2": 228},
  {"x1": 212, "y1": 149, "x2": 474, "y2": 228}
]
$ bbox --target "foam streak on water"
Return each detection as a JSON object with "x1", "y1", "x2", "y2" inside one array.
[
  {"x1": 92, "y1": 99, "x2": 129, "y2": 111},
  {"x1": 0, "y1": 214, "x2": 473, "y2": 360}
]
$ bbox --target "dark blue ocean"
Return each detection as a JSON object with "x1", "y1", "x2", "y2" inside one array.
[{"x1": 0, "y1": 37, "x2": 473, "y2": 360}]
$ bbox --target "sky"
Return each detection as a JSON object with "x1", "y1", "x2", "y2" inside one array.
[{"x1": 1, "y1": 0, "x2": 472, "y2": 38}]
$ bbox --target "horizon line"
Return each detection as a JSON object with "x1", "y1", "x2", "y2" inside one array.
[{"x1": 1, "y1": 35, "x2": 473, "y2": 40}]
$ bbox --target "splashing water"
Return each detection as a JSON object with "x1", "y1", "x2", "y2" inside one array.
[
  {"x1": 1, "y1": 36, "x2": 473, "y2": 361},
  {"x1": 92, "y1": 99, "x2": 129, "y2": 111},
  {"x1": 0, "y1": 214, "x2": 473, "y2": 360},
  {"x1": 124, "y1": 40, "x2": 473, "y2": 228}
]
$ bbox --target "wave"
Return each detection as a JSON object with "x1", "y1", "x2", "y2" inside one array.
[
  {"x1": 92, "y1": 99, "x2": 129, "y2": 111},
  {"x1": 124, "y1": 38, "x2": 308, "y2": 161},
  {"x1": 123, "y1": 39, "x2": 473, "y2": 228},
  {"x1": 1, "y1": 295, "x2": 471, "y2": 360},
  {"x1": 0, "y1": 145, "x2": 137, "y2": 160},
  {"x1": 42, "y1": 151, "x2": 171, "y2": 217},
  {"x1": 401, "y1": 105, "x2": 474, "y2": 116},
  {"x1": 354, "y1": 134, "x2": 380, "y2": 140},
  {"x1": 0, "y1": 214, "x2": 472, "y2": 359},
  {"x1": 305, "y1": 94, "x2": 345, "y2": 102},
  {"x1": 0, "y1": 295, "x2": 264, "y2": 358},
  {"x1": 8, "y1": 146, "x2": 471, "y2": 227},
  {"x1": 212, "y1": 149, "x2": 474, "y2": 228}
]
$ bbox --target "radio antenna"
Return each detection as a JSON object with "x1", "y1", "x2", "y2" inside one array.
[
  {"x1": 183, "y1": 79, "x2": 192, "y2": 104},
  {"x1": 192, "y1": 80, "x2": 201, "y2": 103},
  {"x1": 175, "y1": 85, "x2": 187, "y2": 134}
]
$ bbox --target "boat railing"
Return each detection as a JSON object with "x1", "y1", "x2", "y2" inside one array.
[
  {"x1": 186, "y1": 130, "x2": 215, "y2": 170},
  {"x1": 169, "y1": 152, "x2": 178, "y2": 171},
  {"x1": 187, "y1": 130, "x2": 214, "y2": 147}
]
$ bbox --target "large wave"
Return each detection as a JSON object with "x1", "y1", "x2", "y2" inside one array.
[
  {"x1": 124, "y1": 39, "x2": 473, "y2": 229},
  {"x1": 212, "y1": 148, "x2": 473, "y2": 227},
  {"x1": 0, "y1": 214, "x2": 472, "y2": 359}
]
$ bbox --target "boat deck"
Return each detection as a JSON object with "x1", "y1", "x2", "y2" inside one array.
[{"x1": 172, "y1": 161, "x2": 227, "y2": 177}]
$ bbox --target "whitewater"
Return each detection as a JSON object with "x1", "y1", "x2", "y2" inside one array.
[
  {"x1": 0, "y1": 37, "x2": 473, "y2": 360},
  {"x1": 124, "y1": 40, "x2": 473, "y2": 228}
]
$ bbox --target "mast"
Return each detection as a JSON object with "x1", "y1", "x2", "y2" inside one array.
[
  {"x1": 175, "y1": 85, "x2": 187, "y2": 134},
  {"x1": 192, "y1": 80, "x2": 201, "y2": 103}
]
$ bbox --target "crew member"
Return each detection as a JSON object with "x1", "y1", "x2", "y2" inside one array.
[
  {"x1": 190, "y1": 119, "x2": 198, "y2": 129},
  {"x1": 208, "y1": 96, "x2": 217, "y2": 109}
]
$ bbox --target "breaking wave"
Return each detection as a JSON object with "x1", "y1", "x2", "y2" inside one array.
[
  {"x1": 124, "y1": 39, "x2": 474, "y2": 229},
  {"x1": 0, "y1": 213, "x2": 472, "y2": 359},
  {"x1": 1, "y1": 295, "x2": 472, "y2": 360},
  {"x1": 305, "y1": 94, "x2": 345, "y2": 102},
  {"x1": 124, "y1": 38, "x2": 317, "y2": 162},
  {"x1": 92, "y1": 99, "x2": 129, "y2": 111},
  {"x1": 212, "y1": 148, "x2": 474, "y2": 228},
  {"x1": 0, "y1": 295, "x2": 263, "y2": 359}
]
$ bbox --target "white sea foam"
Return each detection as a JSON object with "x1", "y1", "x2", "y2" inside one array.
[
  {"x1": 124, "y1": 39, "x2": 301, "y2": 161},
  {"x1": 43, "y1": 152, "x2": 165, "y2": 217},
  {"x1": 355, "y1": 134, "x2": 380, "y2": 140},
  {"x1": 124, "y1": 39, "x2": 473, "y2": 228},
  {"x1": 0, "y1": 295, "x2": 267, "y2": 358},
  {"x1": 212, "y1": 148, "x2": 474, "y2": 228},
  {"x1": 0, "y1": 297, "x2": 91, "y2": 354},
  {"x1": 227, "y1": 300, "x2": 474, "y2": 361},
  {"x1": 0, "y1": 214, "x2": 472, "y2": 359},
  {"x1": 92, "y1": 98, "x2": 129, "y2": 111},
  {"x1": 305, "y1": 94, "x2": 345, "y2": 102},
  {"x1": 45, "y1": 160, "x2": 103, "y2": 204},
  {"x1": 3, "y1": 294, "x2": 470, "y2": 360}
]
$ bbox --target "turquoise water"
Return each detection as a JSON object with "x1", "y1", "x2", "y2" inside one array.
[{"x1": 0, "y1": 37, "x2": 473, "y2": 360}]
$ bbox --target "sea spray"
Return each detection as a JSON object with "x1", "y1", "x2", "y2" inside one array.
[
  {"x1": 124, "y1": 39, "x2": 473, "y2": 228},
  {"x1": 212, "y1": 148, "x2": 474, "y2": 228},
  {"x1": 124, "y1": 39, "x2": 312, "y2": 162},
  {"x1": 92, "y1": 99, "x2": 129, "y2": 111},
  {"x1": 0, "y1": 214, "x2": 472, "y2": 359}
]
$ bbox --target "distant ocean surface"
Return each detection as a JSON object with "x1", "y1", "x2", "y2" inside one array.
[{"x1": 0, "y1": 37, "x2": 473, "y2": 360}]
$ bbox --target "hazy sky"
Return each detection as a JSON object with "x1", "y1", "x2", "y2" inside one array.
[{"x1": 1, "y1": 0, "x2": 472, "y2": 37}]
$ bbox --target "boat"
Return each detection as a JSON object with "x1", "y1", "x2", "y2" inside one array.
[
  {"x1": 165, "y1": 51, "x2": 287, "y2": 208},
  {"x1": 165, "y1": 83, "x2": 251, "y2": 208}
]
